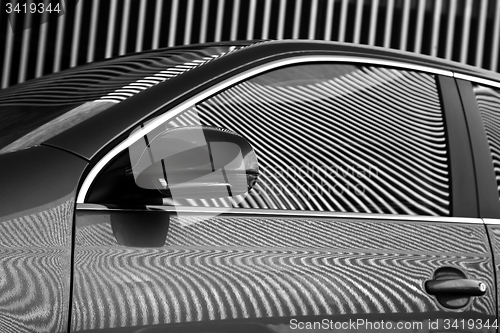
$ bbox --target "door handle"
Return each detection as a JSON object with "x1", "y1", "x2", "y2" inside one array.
[
  {"x1": 425, "y1": 267, "x2": 487, "y2": 309},
  {"x1": 425, "y1": 279, "x2": 487, "y2": 297}
]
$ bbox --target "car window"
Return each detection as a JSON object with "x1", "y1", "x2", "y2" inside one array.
[
  {"x1": 92, "y1": 63, "x2": 451, "y2": 216},
  {"x1": 473, "y1": 84, "x2": 500, "y2": 202}
]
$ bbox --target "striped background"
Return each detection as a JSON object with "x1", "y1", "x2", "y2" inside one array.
[{"x1": 1, "y1": 0, "x2": 500, "y2": 89}]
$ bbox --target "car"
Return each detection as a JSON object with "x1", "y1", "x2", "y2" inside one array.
[{"x1": 1, "y1": 39, "x2": 500, "y2": 333}]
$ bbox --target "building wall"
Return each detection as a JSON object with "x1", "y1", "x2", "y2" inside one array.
[{"x1": 1, "y1": 0, "x2": 499, "y2": 89}]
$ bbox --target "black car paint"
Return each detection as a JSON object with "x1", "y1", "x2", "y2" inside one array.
[
  {"x1": 73, "y1": 206, "x2": 496, "y2": 332},
  {"x1": 0, "y1": 145, "x2": 87, "y2": 221},
  {"x1": 0, "y1": 146, "x2": 88, "y2": 332},
  {"x1": 456, "y1": 79, "x2": 500, "y2": 219},
  {"x1": 455, "y1": 78, "x2": 500, "y2": 323},
  {"x1": 437, "y1": 75, "x2": 477, "y2": 218}
]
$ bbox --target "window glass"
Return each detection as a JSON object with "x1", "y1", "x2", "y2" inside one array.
[
  {"x1": 473, "y1": 84, "x2": 500, "y2": 201},
  {"x1": 120, "y1": 64, "x2": 451, "y2": 216}
]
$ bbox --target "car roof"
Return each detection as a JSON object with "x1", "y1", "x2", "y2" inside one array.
[
  {"x1": 0, "y1": 40, "x2": 257, "y2": 105},
  {"x1": 3, "y1": 39, "x2": 500, "y2": 160},
  {"x1": 269, "y1": 40, "x2": 500, "y2": 84}
]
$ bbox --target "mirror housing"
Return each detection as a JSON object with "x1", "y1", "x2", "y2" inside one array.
[{"x1": 128, "y1": 125, "x2": 259, "y2": 202}]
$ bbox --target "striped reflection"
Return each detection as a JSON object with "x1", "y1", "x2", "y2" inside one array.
[
  {"x1": 474, "y1": 85, "x2": 500, "y2": 199},
  {"x1": 168, "y1": 65, "x2": 450, "y2": 216},
  {"x1": 0, "y1": 46, "x2": 245, "y2": 106},
  {"x1": 0, "y1": 200, "x2": 73, "y2": 333},
  {"x1": 72, "y1": 214, "x2": 495, "y2": 331}
]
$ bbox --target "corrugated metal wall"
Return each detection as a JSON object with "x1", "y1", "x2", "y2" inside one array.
[{"x1": 1, "y1": 0, "x2": 499, "y2": 89}]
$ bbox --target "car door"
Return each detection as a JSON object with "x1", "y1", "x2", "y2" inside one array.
[
  {"x1": 73, "y1": 58, "x2": 496, "y2": 332},
  {"x1": 457, "y1": 76, "x2": 500, "y2": 332}
]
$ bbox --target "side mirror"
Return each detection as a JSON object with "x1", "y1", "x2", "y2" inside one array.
[{"x1": 128, "y1": 125, "x2": 259, "y2": 203}]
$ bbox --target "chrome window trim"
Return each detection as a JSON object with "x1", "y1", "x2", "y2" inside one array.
[
  {"x1": 76, "y1": 203, "x2": 482, "y2": 224},
  {"x1": 454, "y1": 73, "x2": 500, "y2": 89},
  {"x1": 484, "y1": 219, "x2": 500, "y2": 225},
  {"x1": 76, "y1": 55, "x2": 453, "y2": 204}
]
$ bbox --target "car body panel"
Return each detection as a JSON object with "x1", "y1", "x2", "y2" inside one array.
[
  {"x1": 457, "y1": 77, "x2": 500, "y2": 330},
  {"x1": 72, "y1": 208, "x2": 496, "y2": 332},
  {"x1": 486, "y1": 221, "x2": 500, "y2": 330},
  {"x1": 438, "y1": 75, "x2": 478, "y2": 218},
  {"x1": 0, "y1": 145, "x2": 87, "y2": 221},
  {"x1": 456, "y1": 79, "x2": 500, "y2": 219},
  {"x1": 0, "y1": 146, "x2": 88, "y2": 332}
]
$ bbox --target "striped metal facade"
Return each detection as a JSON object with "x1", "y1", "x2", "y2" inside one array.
[{"x1": 1, "y1": 0, "x2": 500, "y2": 89}]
